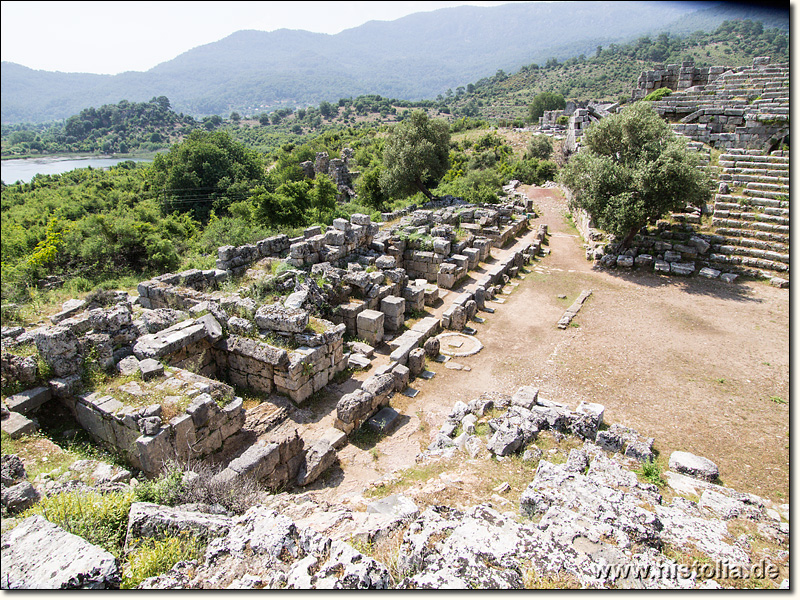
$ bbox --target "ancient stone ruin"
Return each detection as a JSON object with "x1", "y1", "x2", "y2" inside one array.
[{"x1": 2, "y1": 194, "x2": 540, "y2": 492}]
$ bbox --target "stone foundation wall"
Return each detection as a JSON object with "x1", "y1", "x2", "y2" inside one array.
[{"x1": 61, "y1": 369, "x2": 244, "y2": 476}]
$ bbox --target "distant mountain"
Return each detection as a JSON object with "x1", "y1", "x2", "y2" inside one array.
[{"x1": 1, "y1": 1, "x2": 788, "y2": 124}]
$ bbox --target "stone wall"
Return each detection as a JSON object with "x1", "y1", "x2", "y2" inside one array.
[
  {"x1": 62, "y1": 368, "x2": 244, "y2": 476},
  {"x1": 633, "y1": 61, "x2": 727, "y2": 100}
]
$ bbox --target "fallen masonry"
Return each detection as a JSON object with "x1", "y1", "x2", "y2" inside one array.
[
  {"x1": 1, "y1": 197, "x2": 542, "y2": 490},
  {"x1": 2, "y1": 384, "x2": 787, "y2": 589}
]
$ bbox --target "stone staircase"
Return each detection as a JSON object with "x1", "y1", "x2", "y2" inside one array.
[
  {"x1": 654, "y1": 59, "x2": 790, "y2": 150},
  {"x1": 708, "y1": 150, "x2": 789, "y2": 278}
]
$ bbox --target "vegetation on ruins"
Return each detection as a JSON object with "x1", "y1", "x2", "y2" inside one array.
[
  {"x1": 528, "y1": 92, "x2": 566, "y2": 123},
  {"x1": 558, "y1": 102, "x2": 712, "y2": 247}
]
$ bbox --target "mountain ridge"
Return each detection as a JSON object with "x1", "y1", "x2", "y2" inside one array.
[{"x1": 1, "y1": 1, "x2": 788, "y2": 124}]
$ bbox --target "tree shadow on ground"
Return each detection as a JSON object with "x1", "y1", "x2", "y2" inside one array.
[{"x1": 591, "y1": 264, "x2": 766, "y2": 304}]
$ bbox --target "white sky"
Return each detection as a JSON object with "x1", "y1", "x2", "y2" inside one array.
[{"x1": 1, "y1": 1, "x2": 520, "y2": 74}]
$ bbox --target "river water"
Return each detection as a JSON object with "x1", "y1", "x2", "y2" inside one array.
[{"x1": 1, "y1": 156, "x2": 152, "y2": 184}]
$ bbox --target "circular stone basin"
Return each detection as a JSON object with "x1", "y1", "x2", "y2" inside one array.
[{"x1": 437, "y1": 332, "x2": 483, "y2": 357}]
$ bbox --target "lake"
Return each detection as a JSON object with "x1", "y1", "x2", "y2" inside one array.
[{"x1": 1, "y1": 156, "x2": 153, "y2": 184}]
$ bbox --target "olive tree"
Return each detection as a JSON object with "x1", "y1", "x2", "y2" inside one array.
[
  {"x1": 558, "y1": 102, "x2": 712, "y2": 246},
  {"x1": 380, "y1": 110, "x2": 450, "y2": 201}
]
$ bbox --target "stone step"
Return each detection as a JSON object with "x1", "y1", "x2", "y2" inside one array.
[
  {"x1": 712, "y1": 236, "x2": 788, "y2": 255},
  {"x1": 742, "y1": 188, "x2": 790, "y2": 202},
  {"x1": 707, "y1": 254, "x2": 789, "y2": 274},
  {"x1": 712, "y1": 210, "x2": 789, "y2": 226},
  {"x1": 714, "y1": 200, "x2": 788, "y2": 215},
  {"x1": 722, "y1": 167, "x2": 789, "y2": 178},
  {"x1": 746, "y1": 181, "x2": 790, "y2": 194},
  {"x1": 719, "y1": 173, "x2": 790, "y2": 186},
  {"x1": 718, "y1": 160, "x2": 790, "y2": 171},
  {"x1": 711, "y1": 218, "x2": 789, "y2": 235},
  {"x1": 713, "y1": 227, "x2": 790, "y2": 246},
  {"x1": 715, "y1": 194, "x2": 788, "y2": 209},
  {"x1": 719, "y1": 154, "x2": 789, "y2": 164},
  {"x1": 709, "y1": 244, "x2": 789, "y2": 264}
]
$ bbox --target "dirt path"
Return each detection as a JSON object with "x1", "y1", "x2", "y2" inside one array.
[{"x1": 302, "y1": 187, "x2": 789, "y2": 505}]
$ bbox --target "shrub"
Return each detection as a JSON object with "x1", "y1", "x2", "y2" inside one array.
[
  {"x1": 122, "y1": 533, "x2": 204, "y2": 589},
  {"x1": 526, "y1": 135, "x2": 554, "y2": 160},
  {"x1": 512, "y1": 158, "x2": 557, "y2": 185},
  {"x1": 637, "y1": 458, "x2": 666, "y2": 487},
  {"x1": 134, "y1": 468, "x2": 186, "y2": 506},
  {"x1": 643, "y1": 87, "x2": 673, "y2": 102},
  {"x1": 23, "y1": 489, "x2": 136, "y2": 557}
]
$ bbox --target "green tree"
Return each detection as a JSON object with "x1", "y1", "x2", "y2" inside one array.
[
  {"x1": 356, "y1": 165, "x2": 388, "y2": 209},
  {"x1": 525, "y1": 135, "x2": 554, "y2": 160},
  {"x1": 311, "y1": 174, "x2": 337, "y2": 222},
  {"x1": 380, "y1": 110, "x2": 450, "y2": 201},
  {"x1": 148, "y1": 130, "x2": 264, "y2": 222},
  {"x1": 529, "y1": 92, "x2": 566, "y2": 123},
  {"x1": 558, "y1": 103, "x2": 712, "y2": 246}
]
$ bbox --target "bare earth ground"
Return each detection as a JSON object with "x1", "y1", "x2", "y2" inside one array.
[{"x1": 278, "y1": 186, "x2": 789, "y2": 507}]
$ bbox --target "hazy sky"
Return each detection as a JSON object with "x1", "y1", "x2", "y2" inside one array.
[{"x1": 1, "y1": 1, "x2": 520, "y2": 74}]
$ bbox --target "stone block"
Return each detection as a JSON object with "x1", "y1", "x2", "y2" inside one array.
[
  {"x1": 135, "y1": 427, "x2": 174, "y2": 476},
  {"x1": 669, "y1": 451, "x2": 719, "y2": 482},
  {"x1": 1, "y1": 411, "x2": 38, "y2": 438},
  {"x1": 139, "y1": 358, "x2": 164, "y2": 381},
  {"x1": 228, "y1": 441, "x2": 281, "y2": 481},
  {"x1": 255, "y1": 303, "x2": 309, "y2": 334},
  {"x1": 1, "y1": 515, "x2": 120, "y2": 589},
  {"x1": 357, "y1": 309, "x2": 384, "y2": 346},
  {"x1": 511, "y1": 386, "x2": 539, "y2": 410},
  {"x1": 336, "y1": 389, "x2": 375, "y2": 426},
  {"x1": 5, "y1": 386, "x2": 52, "y2": 415},
  {"x1": 365, "y1": 407, "x2": 401, "y2": 434},
  {"x1": 391, "y1": 363, "x2": 410, "y2": 392}
]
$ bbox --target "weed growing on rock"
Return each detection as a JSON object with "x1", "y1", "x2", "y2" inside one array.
[
  {"x1": 22, "y1": 489, "x2": 136, "y2": 557},
  {"x1": 636, "y1": 458, "x2": 667, "y2": 487},
  {"x1": 122, "y1": 532, "x2": 204, "y2": 589},
  {"x1": 134, "y1": 468, "x2": 185, "y2": 506}
]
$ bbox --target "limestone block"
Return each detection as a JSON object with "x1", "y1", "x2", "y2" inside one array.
[
  {"x1": 125, "y1": 502, "x2": 232, "y2": 550},
  {"x1": 670, "y1": 262, "x2": 695, "y2": 276},
  {"x1": 669, "y1": 451, "x2": 719, "y2": 482},
  {"x1": 336, "y1": 389, "x2": 376, "y2": 426},
  {"x1": 5, "y1": 386, "x2": 52, "y2": 415},
  {"x1": 34, "y1": 326, "x2": 81, "y2": 377},
  {"x1": 391, "y1": 363, "x2": 410, "y2": 392},
  {"x1": 1, "y1": 411, "x2": 38, "y2": 438},
  {"x1": 170, "y1": 414, "x2": 199, "y2": 461},
  {"x1": 228, "y1": 441, "x2": 281, "y2": 481},
  {"x1": 296, "y1": 439, "x2": 337, "y2": 486},
  {"x1": 135, "y1": 427, "x2": 174, "y2": 476},
  {"x1": 357, "y1": 309, "x2": 384, "y2": 347},
  {"x1": 255, "y1": 303, "x2": 309, "y2": 334},
  {"x1": 1, "y1": 515, "x2": 120, "y2": 589},
  {"x1": 407, "y1": 348, "x2": 426, "y2": 377},
  {"x1": 139, "y1": 358, "x2": 164, "y2": 381}
]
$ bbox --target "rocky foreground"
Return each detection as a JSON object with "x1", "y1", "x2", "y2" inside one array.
[{"x1": 1, "y1": 391, "x2": 789, "y2": 589}]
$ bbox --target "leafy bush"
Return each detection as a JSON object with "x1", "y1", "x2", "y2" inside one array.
[
  {"x1": 134, "y1": 468, "x2": 186, "y2": 506},
  {"x1": 526, "y1": 135, "x2": 554, "y2": 160},
  {"x1": 23, "y1": 489, "x2": 136, "y2": 557},
  {"x1": 643, "y1": 87, "x2": 673, "y2": 102},
  {"x1": 511, "y1": 158, "x2": 557, "y2": 185},
  {"x1": 122, "y1": 533, "x2": 204, "y2": 589}
]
